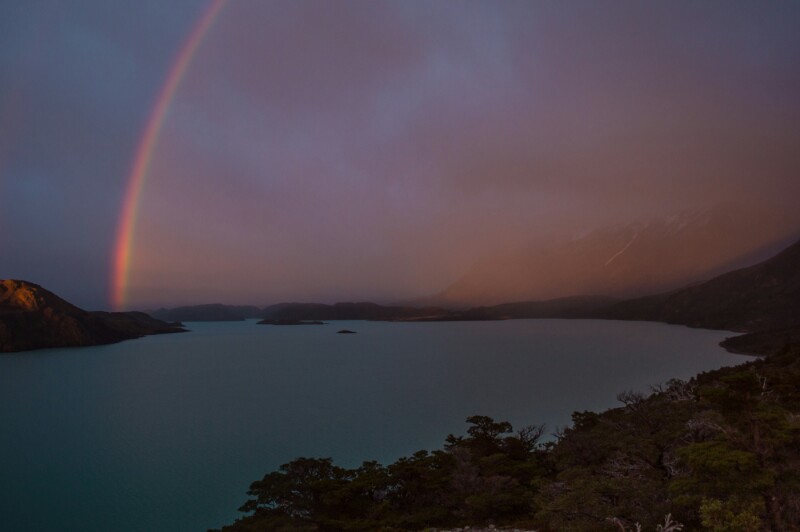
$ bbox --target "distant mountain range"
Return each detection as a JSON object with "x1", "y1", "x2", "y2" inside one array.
[
  {"x1": 147, "y1": 302, "x2": 452, "y2": 322},
  {"x1": 4, "y1": 235, "x2": 799, "y2": 355},
  {"x1": 261, "y1": 302, "x2": 450, "y2": 321},
  {"x1": 150, "y1": 237, "x2": 800, "y2": 355},
  {"x1": 400, "y1": 295, "x2": 620, "y2": 321},
  {"x1": 448, "y1": 237, "x2": 800, "y2": 354},
  {"x1": 433, "y1": 203, "x2": 799, "y2": 306},
  {"x1": 600, "y1": 237, "x2": 800, "y2": 354},
  {"x1": 149, "y1": 304, "x2": 263, "y2": 322},
  {"x1": 438, "y1": 238, "x2": 799, "y2": 351},
  {"x1": 602, "y1": 237, "x2": 800, "y2": 331},
  {"x1": 0, "y1": 280, "x2": 184, "y2": 353}
]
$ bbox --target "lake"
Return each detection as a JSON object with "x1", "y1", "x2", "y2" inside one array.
[{"x1": 0, "y1": 319, "x2": 742, "y2": 531}]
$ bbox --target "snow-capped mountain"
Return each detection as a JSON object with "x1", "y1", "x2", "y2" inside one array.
[{"x1": 433, "y1": 202, "x2": 799, "y2": 306}]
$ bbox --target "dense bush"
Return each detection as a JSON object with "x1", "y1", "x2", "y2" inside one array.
[{"x1": 212, "y1": 346, "x2": 800, "y2": 531}]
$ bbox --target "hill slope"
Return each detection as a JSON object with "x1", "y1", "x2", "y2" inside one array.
[
  {"x1": 590, "y1": 238, "x2": 800, "y2": 355},
  {"x1": 604, "y1": 238, "x2": 800, "y2": 333},
  {"x1": 423, "y1": 238, "x2": 800, "y2": 354},
  {"x1": 261, "y1": 302, "x2": 451, "y2": 321},
  {"x1": 437, "y1": 204, "x2": 798, "y2": 306},
  {"x1": 0, "y1": 279, "x2": 185, "y2": 352},
  {"x1": 149, "y1": 304, "x2": 262, "y2": 322},
  {"x1": 214, "y1": 344, "x2": 800, "y2": 531}
]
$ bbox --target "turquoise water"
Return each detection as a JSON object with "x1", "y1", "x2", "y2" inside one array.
[{"x1": 0, "y1": 319, "x2": 741, "y2": 531}]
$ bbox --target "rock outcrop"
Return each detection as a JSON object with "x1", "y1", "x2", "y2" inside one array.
[{"x1": 0, "y1": 279, "x2": 185, "y2": 353}]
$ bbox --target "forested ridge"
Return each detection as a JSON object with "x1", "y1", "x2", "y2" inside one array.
[{"x1": 212, "y1": 345, "x2": 800, "y2": 531}]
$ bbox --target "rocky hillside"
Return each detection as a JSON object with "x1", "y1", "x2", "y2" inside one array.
[{"x1": 0, "y1": 279, "x2": 184, "y2": 353}]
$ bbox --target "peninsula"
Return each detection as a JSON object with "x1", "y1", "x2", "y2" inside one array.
[{"x1": 0, "y1": 279, "x2": 185, "y2": 353}]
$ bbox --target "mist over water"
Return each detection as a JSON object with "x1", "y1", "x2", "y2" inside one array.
[{"x1": 0, "y1": 320, "x2": 741, "y2": 531}]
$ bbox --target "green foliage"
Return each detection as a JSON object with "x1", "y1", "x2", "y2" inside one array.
[
  {"x1": 669, "y1": 442, "x2": 772, "y2": 507},
  {"x1": 699, "y1": 498, "x2": 763, "y2": 532},
  {"x1": 214, "y1": 346, "x2": 800, "y2": 532}
]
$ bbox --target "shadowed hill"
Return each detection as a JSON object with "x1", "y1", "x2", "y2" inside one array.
[
  {"x1": 436, "y1": 204, "x2": 799, "y2": 307},
  {"x1": 438, "y1": 295, "x2": 619, "y2": 321},
  {"x1": 587, "y1": 238, "x2": 800, "y2": 355},
  {"x1": 603, "y1": 238, "x2": 800, "y2": 332},
  {"x1": 406, "y1": 232, "x2": 798, "y2": 329},
  {"x1": 149, "y1": 304, "x2": 262, "y2": 322},
  {"x1": 0, "y1": 279, "x2": 185, "y2": 353},
  {"x1": 261, "y1": 302, "x2": 451, "y2": 321},
  {"x1": 422, "y1": 238, "x2": 800, "y2": 354}
]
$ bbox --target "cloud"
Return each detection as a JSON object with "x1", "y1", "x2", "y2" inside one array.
[{"x1": 2, "y1": 1, "x2": 799, "y2": 308}]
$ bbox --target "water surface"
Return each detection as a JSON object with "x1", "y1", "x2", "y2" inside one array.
[{"x1": 0, "y1": 319, "x2": 742, "y2": 531}]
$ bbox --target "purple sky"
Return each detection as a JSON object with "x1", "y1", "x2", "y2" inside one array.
[{"x1": 2, "y1": 1, "x2": 800, "y2": 310}]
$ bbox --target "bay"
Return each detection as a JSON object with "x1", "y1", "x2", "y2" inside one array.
[{"x1": 0, "y1": 319, "x2": 742, "y2": 531}]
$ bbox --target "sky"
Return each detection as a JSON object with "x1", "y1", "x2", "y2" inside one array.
[{"x1": 2, "y1": 0, "x2": 800, "y2": 310}]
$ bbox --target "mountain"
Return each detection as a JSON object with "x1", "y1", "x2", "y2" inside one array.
[
  {"x1": 0, "y1": 279, "x2": 185, "y2": 353},
  {"x1": 435, "y1": 203, "x2": 799, "y2": 306},
  {"x1": 261, "y1": 302, "x2": 451, "y2": 321},
  {"x1": 415, "y1": 238, "x2": 800, "y2": 355},
  {"x1": 604, "y1": 238, "x2": 800, "y2": 332},
  {"x1": 149, "y1": 304, "x2": 262, "y2": 322},
  {"x1": 411, "y1": 295, "x2": 619, "y2": 321}
]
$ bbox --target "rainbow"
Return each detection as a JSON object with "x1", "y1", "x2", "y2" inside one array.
[{"x1": 111, "y1": 0, "x2": 227, "y2": 311}]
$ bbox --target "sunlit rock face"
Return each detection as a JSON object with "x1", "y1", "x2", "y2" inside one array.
[
  {"x1": 1, "y1": 279, "x2": 84, "y2": 313},
  {"x1": 0, "y1": 279, "x2": 184, "y2": 353}
]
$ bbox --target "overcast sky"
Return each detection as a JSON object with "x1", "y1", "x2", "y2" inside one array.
[{"x1": 2, "y1": 0, "x2": 799, "y2": 309}]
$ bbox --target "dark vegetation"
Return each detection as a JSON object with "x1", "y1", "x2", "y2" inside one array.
[
  {"x1": 602, "y1": 237, "x2": 800, "y2": 333},
  {"x1": 206, "y1": 238, "x2": 800, "y2": 529},
  {"x1": 596, "y1": 237, "x2": 800, "y2": 357},
  {"x1": 0, "y1": 279, "x2": 184, "y2": 352},
  {"x1": 4, "y1": 240, "x2": 799, "y2": 527},
  {"x1": 720, "y1": 326, "x2": 800, "y2": 356},
  {"x1": 212, "y1": 345, "x2": 800, "y2": 531}
]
